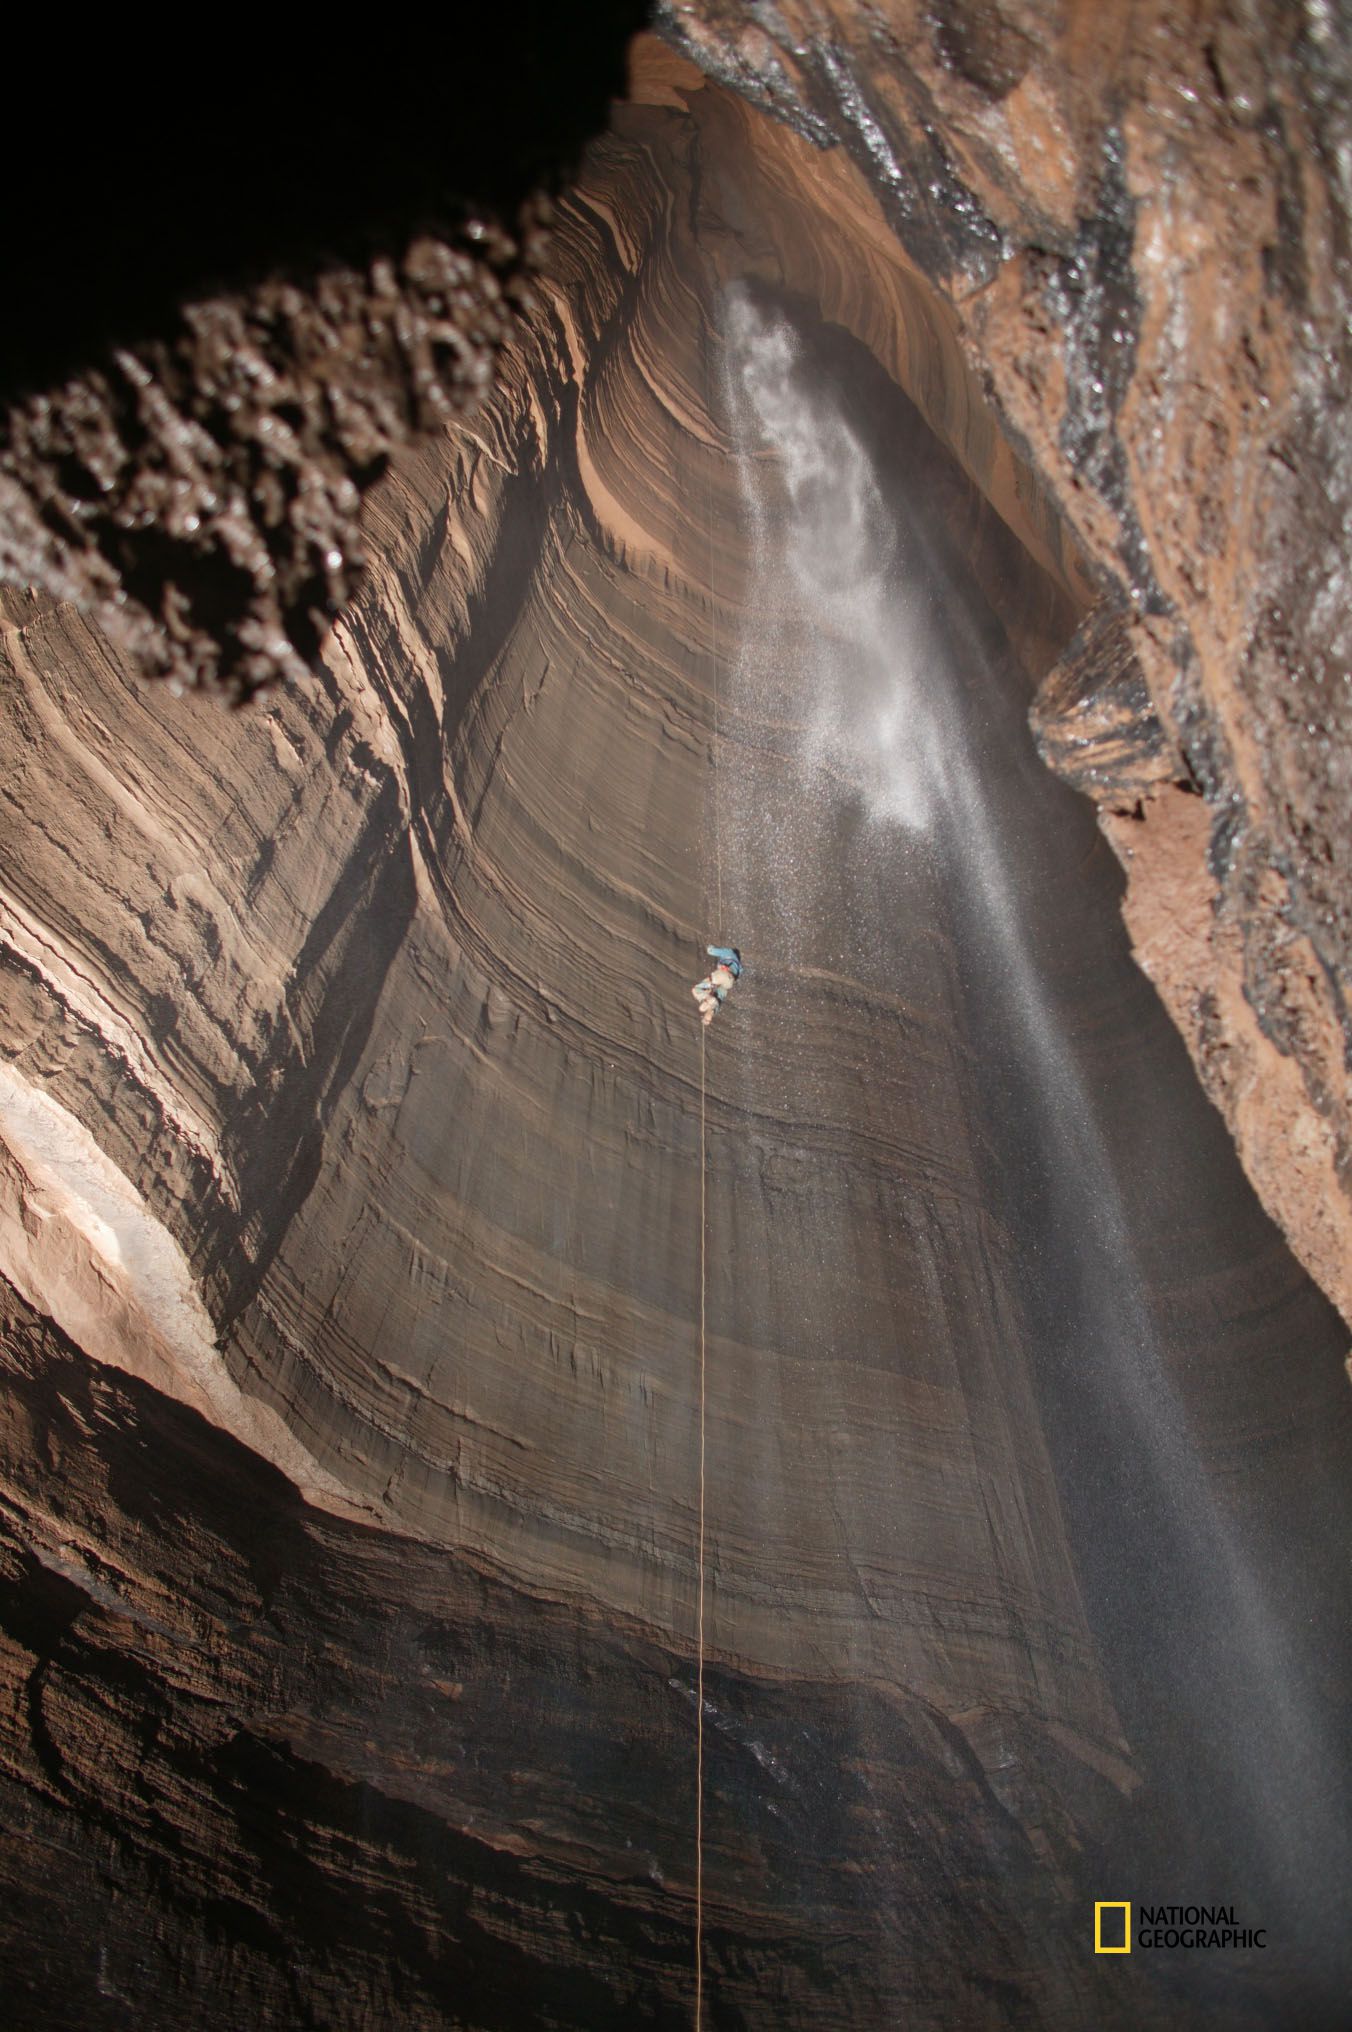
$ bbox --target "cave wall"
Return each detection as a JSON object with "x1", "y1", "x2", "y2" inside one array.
[
  {"x1": 8, "y1": 3, "x2": 1349, "y2": 1343},
  {"x1": 1, "y1": 47, "x2": 1130, "y2": 1743},
  {"x1": 660, "y1": 0, "x2": 1352, "y2": 1334},
  {"x1": 2, "y1": 17, "x2": 1352, "y2": 2030},
  {"x1": 0, "y1": 49, "x2": 1158, "y2": 2032}
]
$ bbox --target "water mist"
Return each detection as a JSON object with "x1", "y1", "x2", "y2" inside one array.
[{"x1": 716, "y1": 286, "x2": 1350, "y2": 1990}]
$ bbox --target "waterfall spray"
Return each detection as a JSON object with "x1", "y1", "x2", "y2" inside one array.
[{"x1": 719, "y1": 284, "x2": 1344, "y2": 1939}]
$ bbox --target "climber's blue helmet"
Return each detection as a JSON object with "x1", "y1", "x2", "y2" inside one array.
[{"x1": 706, "y1": 944, "x2": 743, "y2": 979}]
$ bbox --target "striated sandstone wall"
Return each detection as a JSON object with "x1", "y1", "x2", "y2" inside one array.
[
  {"x1": 5, "y1": 4, "x2": 1350, "y2": 1332},
  {"x1": 0, "y1": 68, "x2": 1163, "y2": 2023},
  {"x1": 0, "y1": 61, "x2": 1123, "y2": 1722},
  {"x1": 2, "y1": 20, "x2": 1352, "y2": 2029},
  {"x1": 661, "y1": 0, "x2": 1352, "y2": 1334},
  {"x1": 4, "y1": 4, "x2": 1350, "y2": 1342}
]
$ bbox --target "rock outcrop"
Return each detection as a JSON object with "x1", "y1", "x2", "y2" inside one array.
[
  {"x1": 0, "y1": 13, "x2": 648, "y2": 699},
  {"x1": 2, "y1": 12, "x2": 1352, "y2": 2030}
]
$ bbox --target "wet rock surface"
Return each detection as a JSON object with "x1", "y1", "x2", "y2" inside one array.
[
  {"x1": 3, "y1": 1283, "x2": 1161, "y2": 2029},
  {"x1": 6, "y1": 3, "x2": 1350, "y2": 1322},
  {"x1": 2, "y1": 10, "x2": 1352, "y2": 2030},
  {"x1": 657, "y1": 0, "x2": 1352, "y2": 1329}
]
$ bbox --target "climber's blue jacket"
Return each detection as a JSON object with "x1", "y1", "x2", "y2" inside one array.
[{"x1": 707, "y1": 945, "x2": 743, "y2": 978}]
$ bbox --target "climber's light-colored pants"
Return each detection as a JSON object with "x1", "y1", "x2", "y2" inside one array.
[{"x1": 692, "y1": 970, "x2": 731, "y2": 1025}]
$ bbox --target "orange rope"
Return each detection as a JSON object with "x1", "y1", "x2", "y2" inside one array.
[
  {"x1": 695, "y1": 1021, "x2": 707, "y2": 2029},
  {"x1": 708, "y1": 347, "x2": 723, "y2": 931},
  {"x1": 695, "y1": 304, "x2": 720, "y2": 2031}
]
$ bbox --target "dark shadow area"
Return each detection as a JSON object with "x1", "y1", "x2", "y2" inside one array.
[
  {"x1": 0, "y1": 1285, "x2": 1139, "y2": 2028},
  {"x1": 1, "y1": 9, "x2": 651, "y2": 405}
]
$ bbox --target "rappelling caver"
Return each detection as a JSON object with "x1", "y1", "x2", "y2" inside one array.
[{"x1": 692, "y1": 945, "x2": 743, "y2": 1027}]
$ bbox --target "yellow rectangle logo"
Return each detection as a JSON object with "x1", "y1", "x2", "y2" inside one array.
[{"x1": 1095, "y1": 1902, "x2": 1131, "y2": 1953}]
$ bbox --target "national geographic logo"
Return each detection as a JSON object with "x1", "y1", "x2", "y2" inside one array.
[{"x1": 1094, "y1": 1903, "x2": 1267, "y2": 1953}]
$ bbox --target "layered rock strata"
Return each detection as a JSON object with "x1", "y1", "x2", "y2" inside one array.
[
  {"x1": 0, "y1": 61, "x2": 1120, "y2": 1729},
  {"x1": 660, "y1": 0, "x2": 1352, "y2": 1331},
  {"x1": 4, "y1": 2, "x2": 1350, "y2": 1339},
  {"x1": 2, "y1": 21, "x2": 1352, "y2": 2032}
]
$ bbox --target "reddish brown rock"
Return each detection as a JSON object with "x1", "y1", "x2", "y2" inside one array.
[
  {"x1": 2, "y1": 12, "x2": 1352, "y2": 2030},
  {"x1": 657, "y1": 0, "x2": 1352, "y2": 1331},
  {"x1": 7, "y1": 6, "x2": 1352, "y2": 1330}
]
